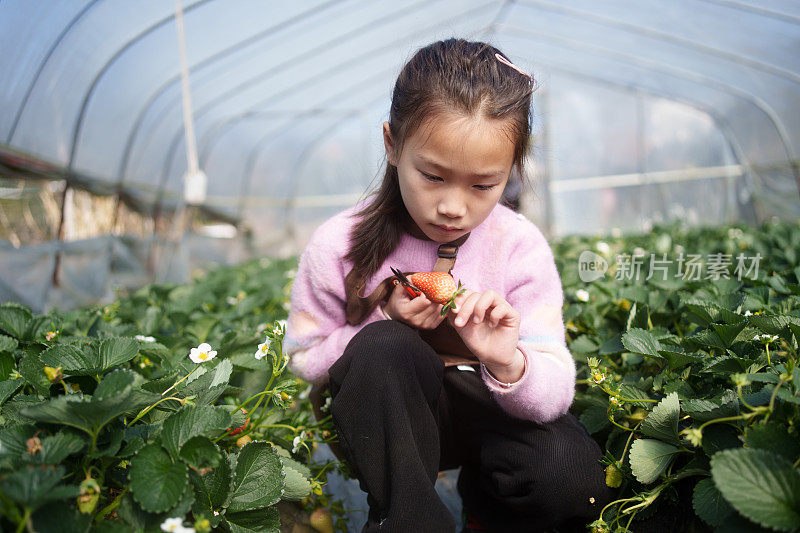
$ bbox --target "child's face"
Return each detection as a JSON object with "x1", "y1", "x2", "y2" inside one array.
[{"x1": 383, "y1": 113, "x2": 515, "y2": 243}]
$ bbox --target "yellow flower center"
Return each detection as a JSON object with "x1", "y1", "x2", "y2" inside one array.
[
  {"x1": 199, "y1": 352, "x2": 208, "y2": 361},
  {"x1": 261, "y1": 345, "x2": 268, "y2": 353}
]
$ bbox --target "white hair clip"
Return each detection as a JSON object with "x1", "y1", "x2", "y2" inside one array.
[{"x1": 495, "y1": 53, "x2": 534, "y2": 82}]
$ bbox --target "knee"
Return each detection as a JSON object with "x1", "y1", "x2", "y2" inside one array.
[
  {"x1": 480, "y1": 423, "x2": 611, "y2": 519},
  {"x1": 343, "y1": 320, "x2": 432, "y2": 374}
]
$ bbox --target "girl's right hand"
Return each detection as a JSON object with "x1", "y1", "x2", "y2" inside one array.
[{"x1": 383, "y1": 280, "x2": 445, "y2": 330}]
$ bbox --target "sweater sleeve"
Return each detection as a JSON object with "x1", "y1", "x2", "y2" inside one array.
[
  {"x1": 283, "y1": 222, "x2": 378, "y2": 385},
  {"x1": 480, "y1": 219, "x2": 576, "y2": 424}
]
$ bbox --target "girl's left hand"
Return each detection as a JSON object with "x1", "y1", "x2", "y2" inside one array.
[{"x1": 447, "y1": 289, "x2": 521, "y2": 368}]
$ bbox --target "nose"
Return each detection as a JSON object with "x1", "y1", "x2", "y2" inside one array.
[{"x1": 436, "y1": 189, "x2": 467, "y2": 220}]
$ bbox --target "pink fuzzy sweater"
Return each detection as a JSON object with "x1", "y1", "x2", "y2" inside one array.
[{"x1": 284, "y1": 201, "x2": 576, "y2": 424}]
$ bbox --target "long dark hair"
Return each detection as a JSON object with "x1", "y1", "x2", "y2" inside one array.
[{"x1": 345, "y1": 38, "x2": 535, "y2": 283}]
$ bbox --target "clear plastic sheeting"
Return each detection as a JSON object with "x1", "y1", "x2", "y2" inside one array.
[{"x1": 1, "y1": 0, "x2": 798, "y2": 310}]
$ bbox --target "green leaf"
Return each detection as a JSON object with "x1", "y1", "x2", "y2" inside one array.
[
  {"x1": 629, "y1": 438, "x2": 680, "y2": 484},
  {"x1": 658, "y1": 348, "x2": 701, "y2": 372},
  {"x1": 0, "y1": 304, "x2": 32, "y2": 339},
  {"x1": 22, "y1": 370, "x2": 159, "y2": 438},
  {"x1": 617, "y1": 384, "x2": 653, "y2": 407},
  {"x1": 23, "y1": 431, "x2": 85, "y2": 465},
  {"x1": 622, "y1": 328, "x2": 663, "y2": 358},
  {"x1": 39, "y1": 337, "x2": 139, "y2": 375},
  {"x1": 745, "y1": 423, "x2": 800, "y2": 463},
  {"x1": 273, "y1": 447, "x2": 311, "y2": 479},
  {"x1": 31, "y1": 500, "x2": 92, "y2": 533},
  {"x1": 711, "y1": 448, "x2": 800, "y2": 531},
  {"x1": 598, "y1": 332, "x2": 624, "y2": 355},
  {"x1": 578, "y1": 405, "x2": 610, "y2": 435},
  {"x1": 0, "y1": 465, "x2": 79, "y2": 510},
  {"x1": 98, "y1": 337, "x2": 140, "y2": 369},
  {"x1": 748, "y1": 314, "x2": 794, "y2": 336},
  {"x1": 0, "y1": 424, "x2": 37, "y2": 461},
  {"x1": 692, "y1": 478, "x2": 733, "y2": 527},
  {"x1": 185, "y1": 316, "x2": 220, "y2": 343},
  {"x1": 38, "y1": 344, "x2": 94, "y2": 375},
  {"x1": 683, "y1": 389, "x2": 739, "y2": 423},
  {"x1": 162, "y1": 405, "x2": 232, "y2": 458},
  {"x1": 228, "y1": 442, "x2": 284, "y2": 512},
  {"x1": 711, "y1": 321, "x2": 748, "y2": 348},
  {"x1": 280, "y1": 458, "x2": 311, "y2": 501},
  {"x1": 700, "y1": 424, "x2": 741, "y2": 457},
  {"x1": 183, "y1": 358, "x2": 233, "y2": 405},
  {"x1": 226, "y1": 506, "x2": 281, "y2": 533},
  {"x1": 179, "y1": 436, "x2": 222, "y2": 469},
  {"x1": 189, "y1": 451, "x2": 233, "y2": 512},
  {"x1": 569, "y1": 335, "x2": 598, "y2": 355},
  {"x1": 640, "y1": 392, "x2": 681, "y2": 445},
  {"x1": 24, "y1": 315, "x2": 54, "y2": 343},
  {"x1": 19, "y1": 351, "x2": 51, "y2": 397},
  {"x1": 701, "y1": 355, "x2": 748, "y2": 374},
  {"x1": 0, "y1": 378, "x2": 24, "y2": 406},
  {"x1": 129, "y1": 443, "x2": 189, "y2": 513},
  {"x1": 0, "y1": 334, "x2": 18, "y2": 353},
  {"x1": 0, "y1": 352, "x2": 13, "y2": 380}
]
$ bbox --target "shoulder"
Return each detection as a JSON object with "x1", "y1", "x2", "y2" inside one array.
[
  {"x1": 485, "y1": 203, "x2": 551, "y2": 255},
  {"x1": 303, "y1": 202, "x2": 364, "y2": 257}
]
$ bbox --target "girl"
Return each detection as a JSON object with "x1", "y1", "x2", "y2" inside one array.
[{"x1": 285, "y1": 39, "x2": 612, "y2": 532}]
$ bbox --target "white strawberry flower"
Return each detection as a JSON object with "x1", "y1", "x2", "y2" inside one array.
[
  {"x1": 135, "y1": 335, "x2": 156, "y2": 343},
  {"x1": 744, "y1": 310, "x2": 753, "y2": 316},
  {"x1": 189, "y1": 343, "x2": 217, "y2": 364},
  {"x1": 753, "y1": 334, "x2": 778, "y2": 343},
  {"x1": 160, "y1": 517, "x2": 194, "y2": 532},
  {"x1": 292, "y1": 430, "x2": 308, "y2": 453},
  {"x1": 273, "y1": 320, "x2": 287, "y2": 337},
  {"x1": 576, "y1": 289, "x2": 590, "y2": 302},
  {"x1": 254, "y1": 339, "x2": 271, "y2": 360}
]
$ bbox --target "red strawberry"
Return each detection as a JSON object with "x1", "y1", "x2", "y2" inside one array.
[{"x1": 408, "y1": 272, "x2": 466, "y2": 316}]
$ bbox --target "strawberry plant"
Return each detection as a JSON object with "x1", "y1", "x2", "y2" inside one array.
[
  {"x1": 556, "y1": 218, "x2": 800, "y2": 532},
  {"x1": 0, "y1": 257, "x2": 344, "y2": 532}
]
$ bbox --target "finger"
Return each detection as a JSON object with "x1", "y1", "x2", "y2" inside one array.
[
  {"x1": 488, "y1": 301, "x2": 518, "y2": 327},
  {"x1": 391, "y1": 280, "x2": 412, "y2": 302},
  {"x1": 452, "y1": 289, "x2": 473, "y2": 313},
  {"x1": 452, "y1": 291, "x2": 482, "y2": 327},
  {"x1": 471, "y1": 290, "x2": 506, "y2": 324}
]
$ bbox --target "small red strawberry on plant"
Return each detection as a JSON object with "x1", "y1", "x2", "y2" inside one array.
[{"x1": 407, "y1": 272, "x2": 466, "y2": 317}]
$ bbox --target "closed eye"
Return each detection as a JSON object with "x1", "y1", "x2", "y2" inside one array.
[
  {"x1": 421, "y1": 172, "x2": 442, "y2": 183},
  {"x1": 422, "y1": 171, "x2": 496, "y2": 191}
]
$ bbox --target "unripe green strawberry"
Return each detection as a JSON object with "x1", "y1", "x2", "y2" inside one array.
[
  {"x1": 605, "y1": 463, "x2": 622, "y2": 488},
  {"x1": 408, "y1": 272, "x2": 466, "y2": 316},
  {"x1": 309, "y1": 508, "x2": 334, "y2": 533},
  {"x1": 78, "y1": 477, "x2": 100, "y2": 514},
  {"x1": 43, "y1": 366, "x2": 63, "y2": 383}
]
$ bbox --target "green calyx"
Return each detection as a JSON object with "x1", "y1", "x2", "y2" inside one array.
[{"x1": 440, "y1": 280, "x2": 466, "y2": 317}]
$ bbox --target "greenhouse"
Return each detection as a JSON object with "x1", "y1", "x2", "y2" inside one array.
[{"x1": 0, "y1": 1, "x2": 799, "y2": 532}]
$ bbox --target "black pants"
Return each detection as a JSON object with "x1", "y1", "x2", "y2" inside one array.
[{"x1": 328, "y1": 321, "x2": 613, "y2": 532}]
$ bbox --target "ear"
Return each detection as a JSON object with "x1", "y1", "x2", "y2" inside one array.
[{"x1": 382, "y1": 122, "x2": 397, "y2": 166}]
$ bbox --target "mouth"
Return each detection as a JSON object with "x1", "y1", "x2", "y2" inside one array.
[{"x1": 433, "y1": 224, "x2": 462, "y2": 232}]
